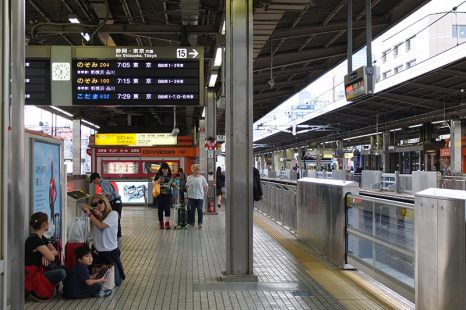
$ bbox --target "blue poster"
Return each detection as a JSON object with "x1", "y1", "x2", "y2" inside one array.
[{"x1": 32, "y1": 139, "x2": 61, "y2": 240}]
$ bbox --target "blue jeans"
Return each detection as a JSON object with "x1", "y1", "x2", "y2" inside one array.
[
  {"x1": 92, "y1": 247, "x2": 125, "y2": 286},
  {"x1": 188, "y1": 198, "x2": 203, "y2": 226},
  {"x1": 44, "y1": 266, "x2": 67, "y2": 285}
]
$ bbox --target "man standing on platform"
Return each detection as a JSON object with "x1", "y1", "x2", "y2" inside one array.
[{"x1": 89, "y1": 172, "x2": 123, "y2": 238}]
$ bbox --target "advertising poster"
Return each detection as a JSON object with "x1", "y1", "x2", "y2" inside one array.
[
  {"x1": 31, "y1": 139, "x2": 62, "y2": 240},
  {"x1": 115, "y1": 181, "x2": 148, "y2": 204}
]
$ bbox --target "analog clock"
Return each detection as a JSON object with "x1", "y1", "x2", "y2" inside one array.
[{"x1": 51, "y1": 62, "x2": 70, "y2": 81}]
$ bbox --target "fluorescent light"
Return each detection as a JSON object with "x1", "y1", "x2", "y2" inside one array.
[
  {"x1": 81, "y1": 33, "x2": 91, "y2": 41},
  {"x1": 390, "y1": 128, "x2": 402, "y2": 132},
  {"x1": 201, "y1": 107, "x2": 206, "y2": 118},
  {"x1": 82, "y1": 119, "x2": 100, "y2": 129},
  {"x1": 214, "y1": 47, "x2": 222, "y2": 67},
  {"x1": 221, "y1": 21, "x2": 225, "y2": 35},
  {"x1": 208, "y1": 72, "x2": 218, "y2": 87},
  {"x1": 50, "y1": 106, "x2": 73, "y2": 117},
  {"x1": 68, "y1": 14, "x2": 80, "y2": 24},
  {"x1": 408, "y1": 124, "x2": 423, "y2": 128},
  {"x1": 431, "y1": 120, "x2": 445, "y2": 124}
]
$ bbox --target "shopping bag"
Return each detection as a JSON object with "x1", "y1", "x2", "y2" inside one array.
[
  {"x1": 152, "y1": 182, "x2": 160, "y2": 198},
  {"x1": 67, "y1": 217, "x2": 86, "y2": 243}
]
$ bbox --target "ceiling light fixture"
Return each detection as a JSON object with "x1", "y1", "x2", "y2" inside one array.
[
  {"x1": 208, "y1": 72, "x2": 218, "y2": 87},
  {"x1": 408, "y1": 124, "x2": 423, "y2": 128},
  {"x1": 50, "y1": 106, "x2": 73, "y2": 117},
  {"x1": 81, "y1": 119, "x2": 100, "y2": 129},
  {"x1": 214, "y1": 47, "x2": 222, "y2": 67},
  {"x1": 68, "y1": 14, "x2": 80, "y2": 24}
]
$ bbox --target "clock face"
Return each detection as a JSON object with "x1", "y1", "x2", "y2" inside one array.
[{"x1": 51, "y1": 62, "x2": 70, "y2": 81}]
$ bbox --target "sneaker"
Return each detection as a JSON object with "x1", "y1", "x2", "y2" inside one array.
[
  {"x1": 95, "y1": 289, "x2": 112, "y2": 298},
  {"x1": 198, "y1": 224, "x2": 202, "y2": 229},
  {"x1": 165, "y1": 221, "x2": 171, "y2": 229},
  {"x1": 159, "y1": 221, "x2": 164, "y2": 229},
  {"x1": 29, "y1": 293, "x2": 50, "y2": 302},
  {"x1": 217, "y1": 204, "x2": 221, "y2": 209}
]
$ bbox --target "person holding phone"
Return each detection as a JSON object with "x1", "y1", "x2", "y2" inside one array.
[{"x1": 80, "y1": 194, "x2": 125, "y2": 286}]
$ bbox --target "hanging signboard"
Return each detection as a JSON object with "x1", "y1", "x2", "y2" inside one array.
[
  {"x1": 344, "y1": 66, "x2": 375, "y2": 101},
  {"x1": 25, "y1": 59, "x2": 51, "y2": 105},
  {"x1": 71, "y1": 46, "x2": 203, "y2": 106},
  {"x1": 95, "y1": 133, "x2": 177, "y2": 146}
]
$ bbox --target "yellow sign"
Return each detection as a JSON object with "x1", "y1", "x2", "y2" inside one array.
[{"x1": 96, "y1": 133, "x2": 176, "y2": 146}]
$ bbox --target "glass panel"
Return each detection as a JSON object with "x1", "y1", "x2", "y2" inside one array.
[
  {"x1": 348, "y1": 234, "x2": 373, "y2": 265},
  {"x1": 347, "y1": 200, "x2": 373, "y2": 235},
  {"x1": 374, "y1": 203, "x2": 414, "y2": 251},
  {"x1": 375, "y1": 244, "x2": 414, "y2": 288}
]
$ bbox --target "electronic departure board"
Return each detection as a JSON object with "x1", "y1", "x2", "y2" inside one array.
[
  {"x1": 72, "y1": 58, "x2": 200, "y2": 106},
  {"x1": 25, "y1": 59, "x2": 51, "y2": 105}
]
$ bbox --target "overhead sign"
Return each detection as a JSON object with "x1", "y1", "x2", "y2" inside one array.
[
  {"x1": 71, "y1": 46, "x2": 202, "y2": 106},
  {"x1": 344, "y1": 66, "x2": 374, "y2": 101},
  {"x1": 25, "y1": 59, "x2": 51, "y2": 105},
  {"x1": 95, "y1": 133, "x2": 177, "y2": 146}
]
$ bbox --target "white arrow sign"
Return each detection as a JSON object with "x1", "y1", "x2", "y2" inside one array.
[{"x1": 189, "y1": 49, "x2": 199, "y2": 58}]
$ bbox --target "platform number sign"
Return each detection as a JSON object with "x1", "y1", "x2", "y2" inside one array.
[{"x1": 177, "y1": 48, "x2": 187, "y2": 59}]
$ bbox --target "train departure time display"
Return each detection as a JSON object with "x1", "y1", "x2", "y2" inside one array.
[
  {"x1": 25, "y1": 59, "x2": 51, "y2": 105},
  {"x1": 72, "y1": 59, "x2": 199, "y2": 105}
]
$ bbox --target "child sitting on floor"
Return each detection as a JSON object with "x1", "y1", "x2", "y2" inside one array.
[{"x1": 63, "y1": 245, "x2": 112, "y2": 299}]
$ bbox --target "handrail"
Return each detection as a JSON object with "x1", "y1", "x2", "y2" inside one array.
[{"x1": 347, "y1": 193, "x2": 414, "y2": 210}]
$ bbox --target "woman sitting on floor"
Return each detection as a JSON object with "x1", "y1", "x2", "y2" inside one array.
[{"x1": 25, "y1": 212, "x2": 67, "y2": 301}]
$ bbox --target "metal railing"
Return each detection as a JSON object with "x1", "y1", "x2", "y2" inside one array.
[
  {"x1": 255, "y1": 180, "x2": 297, "y2": 232},
  {"x1": 439, "y1": 176, "x2": 466, "y2": 190},
  {"x1": 346, "y1": 194, "x2": 415, "y2": 301}
]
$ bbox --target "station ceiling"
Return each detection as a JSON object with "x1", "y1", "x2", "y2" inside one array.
[{"x1": 26, "y1": 0, "x2": 430, "y2": 136}]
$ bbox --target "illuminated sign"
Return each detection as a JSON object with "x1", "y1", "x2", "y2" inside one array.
[
  {"x1": 71, "y1": 47, "x2": 202, "y2": 106},
  {"x1": 25, "y1": 59, "x2": 51, "y2": 105},
  {"x1": 95, "y1": 133, "x2": 177, "y2": 146},
  {"x1": 344, "y1": 66, "x2": 375, "y2": 101}
]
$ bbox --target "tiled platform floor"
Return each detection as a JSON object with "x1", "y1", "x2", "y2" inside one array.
[{"x1": 26, "y1": 207, "x2": 347, "y2": 309}]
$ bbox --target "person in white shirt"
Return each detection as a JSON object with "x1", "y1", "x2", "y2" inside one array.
[
  {"x1": 186, "y1": 164, "x2": 208, "y2": 228},
  {"x1": 81, "y1": 194, "x2": 125, "y2": 286}
]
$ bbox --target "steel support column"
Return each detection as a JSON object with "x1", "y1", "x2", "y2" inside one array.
[
  {"x1": 347, "y1": 0, "x2": 353, "y2": 73},
  {"x1": 72, "y1": 119, "x2": 82, "y2": 175},
  {"x1": 365, "y1": 0, "x2": 374, "y2": 93},
  {"x1": 8, "y1": 0, "x2": 26, "y2": 307},
  {"x1": 223, "y1": 0, "x2": 257, "y2": 281},
  {"x1": 450, "y1": 120, "x2": 463, "y2": 174},
  {"x1": 206, "y1": 89, "x2": 217, "y2": 212},
  {"x1": 0, "y1": 0, "x2": 8, "y2": 307}
]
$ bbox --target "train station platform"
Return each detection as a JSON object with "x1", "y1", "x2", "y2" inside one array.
[{"x1": 26, "y1": 207, "x2": 413, "y2": 310}]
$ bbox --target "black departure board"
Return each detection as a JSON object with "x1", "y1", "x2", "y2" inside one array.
[
  {"x1": 25, "y1": 59, "x2": 51, "y2": 105},
  {"x1": 71, "y1": 59, "x2": 199, "y2": 105}
]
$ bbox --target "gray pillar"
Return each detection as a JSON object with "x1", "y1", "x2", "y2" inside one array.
[
  {"x1": 199, "y1": 118, "x2": 207, "y2": 174},
  {"x1": 223, "y1": 0, "x2": 256, "y2": 281},
  {"x1": 0, "y1": 0, "x2": 7, "y2": 307},
  {"x1": 382, "y1": 131, "x2": 390, "y2": 172},
  {"x1": 8, "y1": 0, "x2": 26, "y2": 307},
  {"x1": 282, "y1": 150, "x2": 287, "y2": 169},
  {"x1": 450, "y1": 120, "x2": 462, "y2": 174},
  {"x1": 347, "y1": 0, "x2": 353, "y2": 73},
  {"x1": 206, "y1": 89, "x2": 216, "y2": 211},
  {"x1": 73, "y1": 119, "x2": 82, "y2": 175}
]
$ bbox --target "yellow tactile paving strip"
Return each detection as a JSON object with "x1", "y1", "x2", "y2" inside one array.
[{"x1": 254, "y1": 213, "x2": 401, "y2": 310}]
